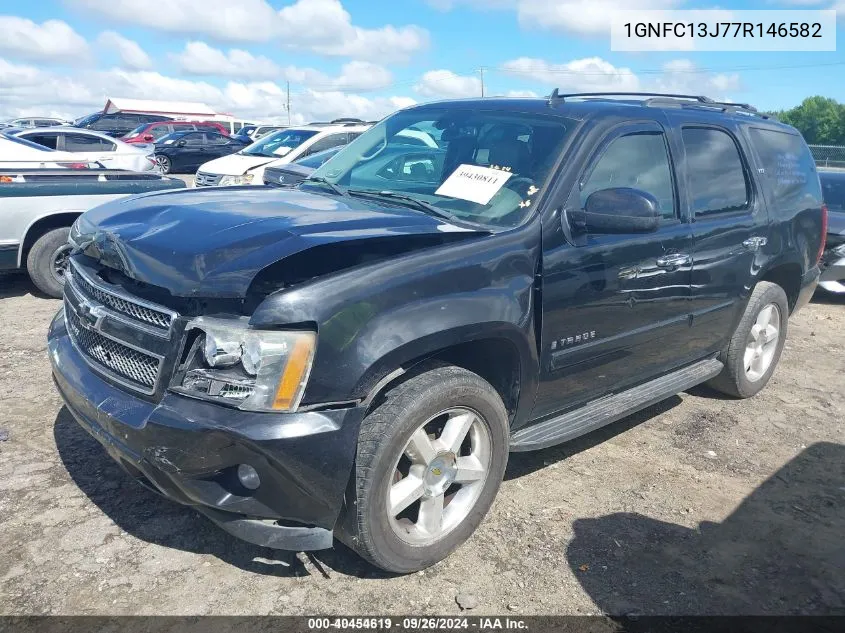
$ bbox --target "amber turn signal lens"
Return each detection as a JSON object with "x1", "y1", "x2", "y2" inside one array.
[{"x1": 272, "y1": 333, "x2": 316, "y2": 410}]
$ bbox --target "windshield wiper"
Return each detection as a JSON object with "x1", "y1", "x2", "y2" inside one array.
[
  {"x1": 347, "y1": 189, "x2": 463, "y2": 224},
  {"x1": 302, "y1": 176, "x2": 349, "y2": 197}
]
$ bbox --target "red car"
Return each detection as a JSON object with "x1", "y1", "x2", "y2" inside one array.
[{"x1": 122, "y1": 121, "x2": 230, "y2": 144}]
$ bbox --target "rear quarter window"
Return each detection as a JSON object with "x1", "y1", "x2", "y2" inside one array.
[
  {"x1": 749, "y1": 127, "x2": 822, "y2": 215},
  {"x1": 820, "y1": 173, "x2": 845, "y2": 212}
]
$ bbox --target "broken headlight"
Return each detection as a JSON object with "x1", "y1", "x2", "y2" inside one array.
[{"x1": 174, "y1": 317, "x2": 316, "y2": 412}]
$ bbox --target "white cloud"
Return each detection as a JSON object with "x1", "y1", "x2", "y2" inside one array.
[
  {"x1": 0, "y1": 56, "x2": 410, "y2": 125},
  {"x1": 501, "y1": 57, "x2": 640, "y2": 92},
  {"x1": 500, "y1": 56, "x2": 741, "y2": 98},
  {"x1": 96, "y1": 31, "x2": 152, "y2": 70},
  {"x1": 174, "y1": 41, "x2": 281, "y2": 79},
  {"x1": 0, "y1": 17, "x2": 89, "y2": 62},
  {"x1": 415, "y1": 70, "x2": 482, "y2": 98},
  {"x1": 67, "y1": 0, "x2": 429, "y2": 61},
  {"x1": 517, "y1": 0, "x2": 683, "y2": 37},
  {"x1": 652, "y1": 59, "x2": 741, "y2": 97},
  {"x1": 173, "y1": 42, "x2": 393, "y2": 91}
]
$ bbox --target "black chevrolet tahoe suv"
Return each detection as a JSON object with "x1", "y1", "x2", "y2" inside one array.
[{"x1": 48, "y1": 92, "x2": 825, "y2": 573}]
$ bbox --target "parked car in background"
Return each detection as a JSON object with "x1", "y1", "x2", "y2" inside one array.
[
  {"x1": 48, "y1": 93, "x2": 825, "y2": 573},
  {"x1": 262, "y1": 146, "x2": 343, "y2": 187},
  {"x1": 230, "y1": 130, "x2": 254, "y2": 145},
  {"x1": 250, "y1": 125, "x2": 286, "y2": 140},
  {"x1": 819, "y1": 169, "x2": 845, "y2": 293},
  {"x1": 4, "y1": 117, "x2": 70, "y2": 128},
  {"x1": 238, "y1": 124, "x2": 258, "y2": 138},
  {"x1": 1, "y1": 169, "x2": 185, "y2": 296},
  {"x1": 154, "y1": 130, "x2": 249, "y2": 174},
  {"x1": 74, "y1": 112, "x2": 174, "y2": 138},
  {"x1": 121, "y1": 121, "x2": 230, "y2": 145},
  {"x1": 0, "y1": 133, "x2": 103, "y2": 169},
  {"x1": 14, "y1": 128, "x2": 157, "y2": 172},
  {"x1": 196, "y1": 121, "x2": 369, "y2": 186}
]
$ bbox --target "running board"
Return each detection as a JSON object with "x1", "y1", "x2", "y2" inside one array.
[{"x1": 510, "y1": 358, "x2": 724, "y2": 452}]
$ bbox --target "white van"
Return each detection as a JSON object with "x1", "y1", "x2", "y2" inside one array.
[{"x1": 195, "y1": 122, "x2": 370, "y2": 187}]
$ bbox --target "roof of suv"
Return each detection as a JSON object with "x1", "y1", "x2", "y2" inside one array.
[{"x1": 409, "y1": 92, "x2": 797, "y2": 132}]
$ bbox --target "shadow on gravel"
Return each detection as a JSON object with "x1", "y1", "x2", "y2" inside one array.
[
  {"x1": 566, "y1": 442, "x2": 845, "y2": 615},
  {"x1": 812, "y1": 289, "x2": 845, "y2": 305},
  {"x1": 505, "y1": 396, "x2": 683, "y2": 480},
  {"x1": 53, "y1": 407, "x2": 385, "y2": 580},
  {"x1": 0, "y1": 272, "x2": 45, "y2": 300}
]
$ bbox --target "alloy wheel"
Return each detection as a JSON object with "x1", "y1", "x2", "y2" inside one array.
[
  {"x1": 50, "y1": 243, "x2": 72, "y2": 286},
  {"x1": 386, "y1": 407, "x2": 491, "y2": 546},
  {"x1": 744, "y1": 303, "x2": 781, "y2": 381}
]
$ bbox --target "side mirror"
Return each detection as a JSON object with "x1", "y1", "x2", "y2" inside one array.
[
  {"x1": 176, "y1": 140, "x2": 187, "y2": 147},
  {"x1": 568, "y1": 187, "x2": 661, "y2": 235},
  {"x1": 143, "y1": 134, "x2": 154, "y2": 141}
]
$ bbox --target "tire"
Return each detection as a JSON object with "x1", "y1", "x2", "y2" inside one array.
[
  {"x1": 26, "y1": 227, "x2": 72, "y2": 298},
  {"x1": 708, "y1": 281, "x2": 789, "y2": 398},
  {"x1": 338, "y1": 364, "x2": 509, "y2": 573},
  {"x1": 156, "y1": 155, "x2": 171, "y2": 174}
]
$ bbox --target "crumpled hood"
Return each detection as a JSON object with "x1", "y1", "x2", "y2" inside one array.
[{"x1": 78, "y1": 187, "x2": 481, "y2": 298}]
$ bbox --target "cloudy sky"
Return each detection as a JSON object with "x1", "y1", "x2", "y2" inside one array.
[{"x1": 1, "y1": 0, "x2": 844, "y2": 124}]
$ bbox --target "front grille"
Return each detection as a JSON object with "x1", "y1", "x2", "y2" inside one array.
[
  {"x1": 195, "y1": 172, "x2": 222, "y2": 187},
  {"x1": 66, "y1": 308, "x2": 161, "y2": 391},
  {"x1": 72, "y1": 269, "x2": 172, "y2": 331},
  {"x1": 64, "y1": 260, "x2": 179, "y2": 396}
]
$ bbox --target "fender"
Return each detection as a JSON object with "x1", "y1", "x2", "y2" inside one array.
[{"x1": 250, "y1": 222, "x2": 543, "y2": 419}]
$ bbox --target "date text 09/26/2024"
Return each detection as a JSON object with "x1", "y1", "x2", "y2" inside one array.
[{"x1": 306, "y1": 618, "x2": 528, "y2": 630}]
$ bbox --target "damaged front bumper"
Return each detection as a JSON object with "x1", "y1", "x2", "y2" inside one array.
[
  {"x1": 48, "y1": 309, "x2": 365, "y2": 551},
  {"x1": 819, "y1": 253, "x2": 845, "y2": 294}
]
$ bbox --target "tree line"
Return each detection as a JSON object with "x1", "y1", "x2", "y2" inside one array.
[{"x1": 766, "y1": 96, "x2": 845, "y2": 146}]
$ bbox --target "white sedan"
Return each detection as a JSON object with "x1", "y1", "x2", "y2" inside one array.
[
  {"x1": 0, "y1": 133, "x2": 102, "y2": 168},
  {"x1": 14, "y1": 127, "x2": 157, "y2": 172}
]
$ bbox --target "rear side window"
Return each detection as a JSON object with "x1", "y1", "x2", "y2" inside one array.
[
  {"x1": 682, "y1": 127, "x2": 749, "y2": 216},
  {"x1": 581, "y1": 131, "x2": 676, "y2": 220},
  {"x1": 749, "y1": 127, "x2": 822, "y2": 215},
  {"x1": 24, "y1": 133, "x2": 58, "y2": 150},
  {"x1": 820, "y1": 174, "x2": 845, "y2": 212},
  {"x1": 64, "y1": 133, "x2": 115, "y2": 152}
]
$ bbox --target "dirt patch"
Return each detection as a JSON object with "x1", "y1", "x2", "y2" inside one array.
[{"x1": 1, "y1": 270, "x2": 844, "y2": 615}]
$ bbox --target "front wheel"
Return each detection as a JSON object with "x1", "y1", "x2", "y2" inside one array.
[
  {"x1": 26, "y1": 227, "x2": 72, "y2": 298},
  {"x1": 338, "y1": 364, "x2": 509, "y2": 573}
]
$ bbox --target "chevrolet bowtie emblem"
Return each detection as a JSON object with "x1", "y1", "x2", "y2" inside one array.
[{"x1": 77, "y1": 299, "x2": 107, "y2": 330}]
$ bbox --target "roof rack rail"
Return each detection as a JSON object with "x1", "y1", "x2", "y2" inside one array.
[{"x1": 547, "y1": 90, "x2": 764, "y2": 117}]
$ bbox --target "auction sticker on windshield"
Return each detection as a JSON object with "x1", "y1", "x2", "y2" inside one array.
[{"x1": 435, "y1": 164, "x2": 513, "y2": 205}]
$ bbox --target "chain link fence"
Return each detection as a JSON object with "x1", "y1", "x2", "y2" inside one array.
[{"x1": 808, "y1": 145, "x2": 845, "y2": 169}]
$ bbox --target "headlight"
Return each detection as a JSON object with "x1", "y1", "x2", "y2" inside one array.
[
  {"x1": 174, "y1": 317, "x2": 316, "y2": 412},
  {"x1": 219, "y1": 173, "x2": 254, "y2": 186},
  {"x1": 68, "y1": 215, "x2": 95, "y2": 251},
  {"x1": 833, "y1": 243, "x2": 845, "y2": 258}
]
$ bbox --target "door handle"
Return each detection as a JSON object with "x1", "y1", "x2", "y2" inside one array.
[
  {"x1": 656, "y1": 253, "x2": 692, "y2": 269},
  {"x1": 742, "y1": 236, "x2": 768, "y2": 251}
]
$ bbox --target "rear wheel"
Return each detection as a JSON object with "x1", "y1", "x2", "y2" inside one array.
[
  {"x1": 156, "y1": 155, "x2": 171, "y2": 174},
  {"x1": 338, "y1": 365, "x2": 509, "y2": 573},
  {"x1": 26, "y1": 227, "x2": 71, "y2": 298},
  {"x1": 708, "y1": 281, "x2": 789, "y2": 398}
]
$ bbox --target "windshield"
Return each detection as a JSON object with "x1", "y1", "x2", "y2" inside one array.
[
  {"x1": 74, "y1": 113, "x2": 101, "y2": 127},
  {"x1": 295, "y1": 146, "x2": 343, "y2": 169},
  {"x1": 241, "y1": 129, "x2": 319, "y2": 158},
  {"x1": 310, "y1": 108, "x2": 575, "y2": 228},
  {"x1": 123, "y1": 124, "x2": 146, "y2": 139}
]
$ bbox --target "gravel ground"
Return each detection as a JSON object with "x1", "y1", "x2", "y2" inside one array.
[{"x1": 0, "y1": 271, "x2": 843, "y2": 616}]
